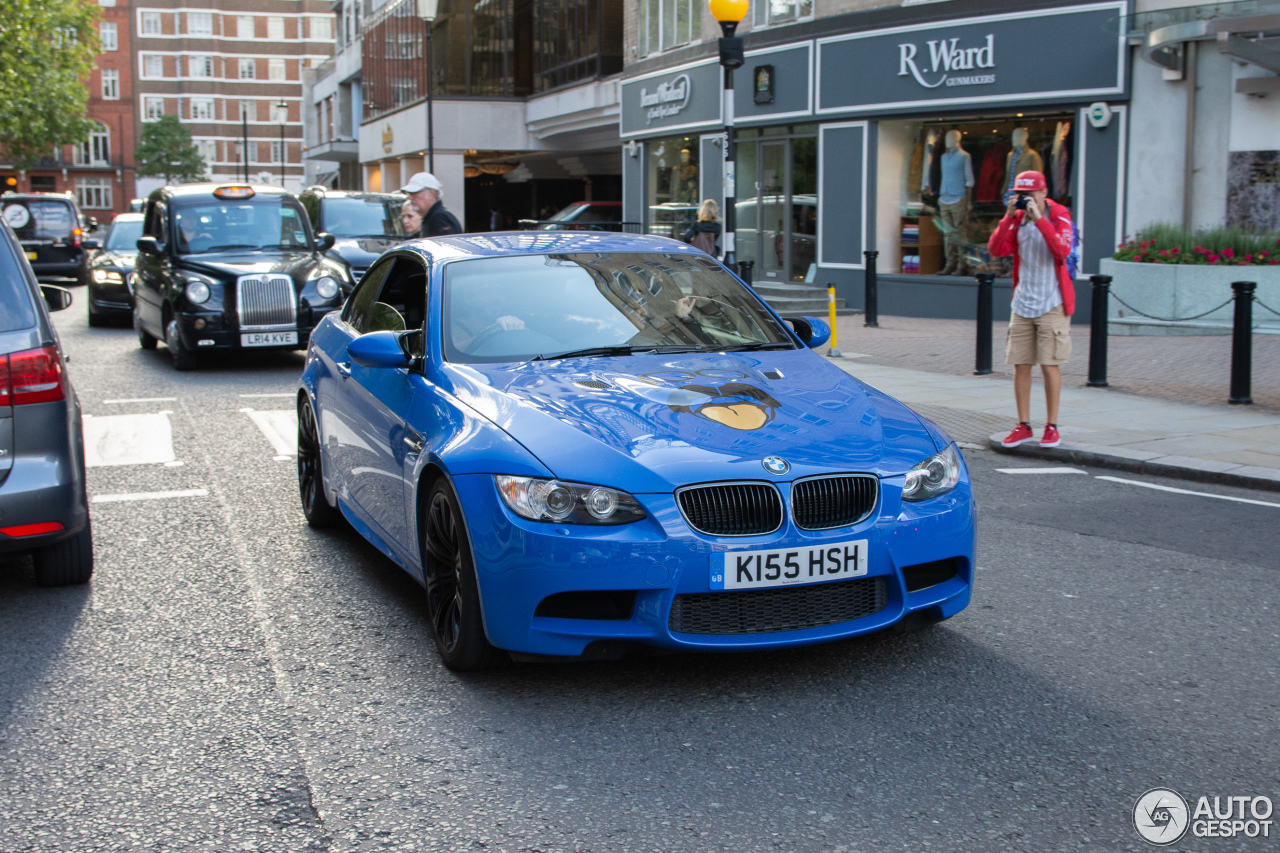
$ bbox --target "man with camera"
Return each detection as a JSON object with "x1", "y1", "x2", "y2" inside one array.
[{"x1": 988, "y1": 170, "x2": 1076, "y2": 449}]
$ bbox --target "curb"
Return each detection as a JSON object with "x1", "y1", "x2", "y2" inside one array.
[{"x1": 987, "y1": 436, "x2": 1280, "y2": 493}]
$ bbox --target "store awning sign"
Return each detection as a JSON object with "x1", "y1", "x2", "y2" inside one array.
[
  {"x1": 641, "y1": 74, "x2": 691, "y2": 125},
  {"x1": 621, "y1": 61, "x2": 723, "y2": 137},
  {"x1": 898, "y1": 34, "x2": 995, "y2": 89}
]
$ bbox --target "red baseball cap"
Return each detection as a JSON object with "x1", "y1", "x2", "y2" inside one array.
[{"x1": 1014, "y1": 171, "x2": 1047, "y2": 193}]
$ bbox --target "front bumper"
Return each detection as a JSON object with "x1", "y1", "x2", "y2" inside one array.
[
  {"x1": 453, "y1": 473, "x2": 975, "y2": 657},
  {"x1": 88, "y1": 278, "x2": 133, "y2": 314},
  {"x1": 172, "y1": 314, "x2": 316, "y2": 351}
]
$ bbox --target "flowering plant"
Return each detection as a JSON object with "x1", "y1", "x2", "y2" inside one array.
[{"x1": 1113, "y1": 224, "x2": 1280, "y2": 265}]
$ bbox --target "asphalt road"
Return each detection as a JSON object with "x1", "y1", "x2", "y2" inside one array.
[{"x1": 1, "y1": 306, "x2": 1277, "y2": 853}]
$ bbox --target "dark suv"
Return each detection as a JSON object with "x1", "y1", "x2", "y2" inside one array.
[
  {"x1": 132, "y1": 183, "x2": 352, "y2": 371},
  {"x1": 0, "y1": 219, "x2": 92, "y2": 585},
  {"x1": 297, "y1": 188, "x2": 408, "y2": 283},
  {"x1": 1, "y1": 192, "x2": 98, "y2": 286}
]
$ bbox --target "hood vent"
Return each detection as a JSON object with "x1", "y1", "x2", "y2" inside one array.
[{"x1": 574, "y1": 379, "x2": 612, "y2": 390}]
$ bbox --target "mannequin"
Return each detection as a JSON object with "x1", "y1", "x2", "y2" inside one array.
[
  {"x1": 926, "y1": 129, "x2": 974, "y2": 275},
  {"x1": 675, "y1": 148, "x2": 699, "y2": 204},
  {"x1": 1003, "y1": 127, "x2": 1044, "y2": 204}
]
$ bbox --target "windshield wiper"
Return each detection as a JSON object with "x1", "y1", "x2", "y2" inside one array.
[
  {"x1": 199, "y1": 244, "x2": 258, "y2": 252},
  {"x1": 720, "y1": 341, "x2": 797, "y2": 352},
  {"x1": 532, "y1": 344, "x2": 709, "y2": 361}
]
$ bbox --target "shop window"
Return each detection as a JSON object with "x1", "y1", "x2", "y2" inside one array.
[
  {"x1": 734, "y1": 128, "x2": 817, "y2": 282},
  {"x1": 645, "y1": 136, "x2": 701, "y2": 240}
]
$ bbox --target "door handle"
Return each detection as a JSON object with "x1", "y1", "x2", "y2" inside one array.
[
  {"x1": 335, "y1": 361, "x2": 351, "y2": 378},
  {"x1": 403, "y1": 433, "x2": 424, "y2": 453}
]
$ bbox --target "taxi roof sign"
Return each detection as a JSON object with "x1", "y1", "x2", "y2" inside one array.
[{"x1": 213, "y1": 185, "x2": 255, "y2": 199}]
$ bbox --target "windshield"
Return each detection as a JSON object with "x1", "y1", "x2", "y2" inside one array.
[
  {"x1": 322, "y1": 197, "x2": 406, "y2": 238},
  {"x1": 172, "y1": 200, "x2": 311, "y2": 255},
  {"x1": 105, "y1": 219, "x2": 144, "y2": 251},
  {"x1": 3, "y1": 200, "x2": 75, "y2": 240},
  {"x1": 442, "y1": 252, "x2": 795, "y2": 364}
]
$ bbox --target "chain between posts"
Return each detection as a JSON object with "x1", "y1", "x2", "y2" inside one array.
[{"x1": 1108, "y1": 293, "x2": 1234, "y2": 323}]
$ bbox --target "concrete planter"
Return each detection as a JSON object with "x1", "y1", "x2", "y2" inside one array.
[{"x1": 1099, "y1": 258, "x2": 1280, "y2": 335}]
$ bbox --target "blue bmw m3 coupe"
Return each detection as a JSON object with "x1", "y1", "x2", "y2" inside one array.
[{"x1": 298, "y1": 232, "x2": 975, "y2": 670}]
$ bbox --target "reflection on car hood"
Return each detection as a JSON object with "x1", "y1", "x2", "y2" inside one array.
[
  {"x1": 180, "y1": 250, "x2": 316, "y2": 280},
  {"x1": 95, "y1": 250, "x2": 137, "y2": 270},
  {"x1": 440, "y1": 350, "x2": 936, "y2": 491}
]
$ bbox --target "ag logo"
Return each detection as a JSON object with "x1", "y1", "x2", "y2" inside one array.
[{"x1": 1133, "y1": 788, "x2": 1189, "y2": 846}]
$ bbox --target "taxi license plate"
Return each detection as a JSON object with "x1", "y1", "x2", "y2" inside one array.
[
  {"x1": 25, "y1": 251, "x2": 37, "y2": 261},
  {"x1": 241, "y1": 331, "x2": 298, "y2": 347},
  {"x1": 712, "y1": 539, "x2": 867, "y2": 591}
]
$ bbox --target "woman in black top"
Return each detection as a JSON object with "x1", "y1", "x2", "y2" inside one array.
[{"x1": 682, "y1": 199, "x2": 722, "y2": 256}]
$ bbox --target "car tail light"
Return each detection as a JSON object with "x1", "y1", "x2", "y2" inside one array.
[
  {"x1": 0, "y1": 355, "x2": 8, "y2": 406},
  {"x1": 71, "y1": 227, "x2": 83, "y2": 249},
  {"x1": 1, "y1": 521, "x2": 65, "y2": 537},
  {"x1": 6, "y1": 346, "x2": 66, "y2": 405}
]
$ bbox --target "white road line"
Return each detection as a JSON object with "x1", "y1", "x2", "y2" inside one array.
[
  {"x1": 1095, "y1": 476, "x2": 1280, "y2": 509},
  {"x1": 239, "y1": 393, "x2": 295, "y2": 398},
  {"x1": 246, "y1": 409, "x2": 297, "y2": 457},
  {"x1": 103, "y1": 397, "x2": 177, "y2": 404},
  {"x1": 996, "y1": 467, "x2": 1087, "y2": 474},
  {"x1": 83, "y1": 413, "x2": 176, "y2": 467},
  {"x1": 92, "y1": 489, "x2": 209, "y2": 504}
]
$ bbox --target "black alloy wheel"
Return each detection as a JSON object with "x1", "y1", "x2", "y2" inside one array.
[
  {"x1": 297, "y1": 396, "x2": 341, "y2": 528},
  {"x1": 420, "y1": 480, "x2": 505, "y2": 671}
]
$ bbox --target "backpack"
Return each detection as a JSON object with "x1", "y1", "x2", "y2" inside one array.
[
  {"x1": 1047, "y1": 200, "x2": 1081, "y2": 279},
  {"x1": 688, "y1": 228, "x2": 717, "y2": 256}
]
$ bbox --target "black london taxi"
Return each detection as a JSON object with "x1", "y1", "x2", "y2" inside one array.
[{"x1": 132, "y1": 184, "x2": 351, "y2": 370}]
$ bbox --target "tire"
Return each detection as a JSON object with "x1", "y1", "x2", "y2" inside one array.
[
  {"x1": 166, "y1": 319, "x2": 196, "y2": 371},
  {"x1": 135, "y1": 306, "x2": 157, "y2": 350},
  {"x1": 420, "y1": 479, "x2": 505, "y2": 671},
  {"x1": 34, "y1": 521, "x2": 94, "y2": 586},
  {"x1": 87, "y1": 305, "x2": 107, "y2": 328},
  {"x1": 297, "y1": 396, "x2": 342, "y2": 528}
]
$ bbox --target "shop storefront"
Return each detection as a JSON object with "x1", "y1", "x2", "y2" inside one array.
[{"x1": 620, "y1": 1, "x2": 1129, "y2": 321}]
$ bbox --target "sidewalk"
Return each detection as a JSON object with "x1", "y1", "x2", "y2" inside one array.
[{"x1": 824, "y1": 315, "x2": 1280, "y2": 491}]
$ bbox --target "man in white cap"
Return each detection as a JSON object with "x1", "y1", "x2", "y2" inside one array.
[{"x1": 400, "y1": 172, "x2": 462, "y2": 238}]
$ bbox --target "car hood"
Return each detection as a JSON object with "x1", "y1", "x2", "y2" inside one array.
[
  {"x1": 330, "y1": 237, "x2": 399, "y2": 266},
  {"x1": 439, "y1": 350, "x2": 937, "y2": 492},
  {"x1": 95, "y1": 250, "x2": 137, "y2": 270},
  {"x1": 180, "y1": 250, "x2": 317, "y2": 280}
]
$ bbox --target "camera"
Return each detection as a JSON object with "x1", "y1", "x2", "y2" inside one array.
[{"x1": 1014, "y1": 194, "x2": 1030, "y2": 211}]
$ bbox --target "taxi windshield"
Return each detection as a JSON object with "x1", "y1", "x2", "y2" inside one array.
[
  {"x1": 104, "y1": 218, "x2": 144, "y2": 251},
  {"x1": 172, "y1": 200, "x2": 311, "y2": 255}
]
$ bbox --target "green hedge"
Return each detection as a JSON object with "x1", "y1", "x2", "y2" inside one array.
[{"x1": 1113, "y1": 223, "x2": 1280, "y2": 266}]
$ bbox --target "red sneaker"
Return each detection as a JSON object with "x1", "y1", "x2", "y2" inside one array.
[
  {"x1": 1001, "y1": 423, "x2": 1034, "y2": 447},
  {"x1": 1040, "y1": 424, "x2": 1061, "y2": 447}
]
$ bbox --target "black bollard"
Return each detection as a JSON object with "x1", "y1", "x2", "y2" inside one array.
[
  {"x1": 737, "y1": 259, "x2": 754, "y2": 285},
  {"x1": 863, "y1": 250, "x2": 880, "y2": 327},
  {"x1": 1087, "y1": 274, "x2": 1112, "y2": 387},
  {"x1": 1230, "y1": 281, "x2": 1256, "y2": 404},
  {"x1": 974, "y1": 272, "x2": 994, "y2": 375}
]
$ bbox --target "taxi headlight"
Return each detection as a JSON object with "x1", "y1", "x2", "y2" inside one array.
[
  {"x1": 315, "y1": 276, "x2": 339, "y2": 300},
  {"x1": 184, "y1": 280, "x2": 211, "y2": 304},
  {"x1": 902, "y1": 444, "x2": 962, "y2": 502},
  {"x1": 494, "y1": 476, "x2": 645, "y2": 525},
  {"x1": 92, "y1": 269, "x2": 123, "y2": 283}
]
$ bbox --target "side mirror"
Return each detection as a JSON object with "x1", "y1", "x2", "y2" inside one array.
[
  {"x1": 136, "y1": 236, "x2": 162, "y2": 257},
  {"x1": 784, "y1": 315, "x2": 831, "y2": 350},
  {"x1": 316, "y1": 232, "x2": 336, "y2": 252},
  {"x1": 40, "y1": 284, "x2": 73, "y2": 312},
  {"x1": 83, "y1": 239, "x2": 100, "y2": 251},
  {"x1": 348, "y1": 330, "x2": 411, "y2": 369}
]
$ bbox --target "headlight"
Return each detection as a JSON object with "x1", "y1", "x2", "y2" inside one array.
[
  {"x1": 184, "y1": 280, "x2": 211, "y2": 304},
  {"x1": 494, "y1": 476, "x2": 646, "y2": 525},
  {"x1": 315, "y1": 276, "x2": 339, "y2": 300},
  {"x1": 92, "y1": 269, "x2": 123, "y2": 283},
  {"x1": 901, "y1": 444, "x2": 962, "y2": 502}
]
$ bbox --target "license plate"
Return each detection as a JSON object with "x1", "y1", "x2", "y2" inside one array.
[
  {"x1": 241, "y1": 331, "x2": 298, "y2": 347},
  {"x1": 25, "y1": 251, "x2": 36, "y2": 261},
  {"x1": 711, "y1": 539, "x2": 868, "y2": 590}
]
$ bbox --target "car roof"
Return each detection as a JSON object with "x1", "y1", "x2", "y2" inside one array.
[
  {"x1": 306, "y1": 189, "x2": 405, "y2": 201},
  {"x1": 393, "y1": 231, "x2": 706, "y2": 262},
  {"x1": 112, "y1": 213, "x2": 145, "y2": 223},
  {"x1": 151, "y1": 182, "x2": 294, "y2": 201},
  {"x1": 2, "y1": 192, "x2": 77, "y2": 203}
]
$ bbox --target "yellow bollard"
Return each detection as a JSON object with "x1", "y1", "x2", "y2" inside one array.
[{"x1": 827, "y1": 285, "x2": 842, "y2": 358}]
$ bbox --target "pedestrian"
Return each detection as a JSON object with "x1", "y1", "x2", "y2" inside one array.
[
  {"x1": 400, "y1": 199, "x2": 423, "y2": 238},
  {"x1": 400, "y1": 172, "x2": 462, "y2": 238},
  {"x1": 489, "y1": 208, "x2": 503, "y2": 231},
  {"x1": 682, "y1": 199, "x2": 721, "y2": 256},
  {"x1": 988, "y1": 170, "x2": 1075, "y2": 448}
]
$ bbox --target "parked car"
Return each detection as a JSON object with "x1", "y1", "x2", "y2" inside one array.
[
  {"x1": 0, "y1": 219, "x2": 92, "y2": 585},
  {"x1": 0, "y1": 192, "x2": 98, "y2": 286},
  {"x1": 298, "y1": 232, "x2": 974, "y2": 670},
  {"x1": 86, "y1": 213, "x2": 145, "y2": 327},
  {"x1": 526, "y1": 201, "x2": 627, "y2": 231},
  {"x1": 132, "y1": 183, "x2": 352, "y2": 371},
  {"x1": 298, "y1": 188, "x2": 408, "y2": 283}
]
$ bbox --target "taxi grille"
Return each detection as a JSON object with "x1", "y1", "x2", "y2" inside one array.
[
  {"x1": 669, "y1": 577, "x2": 887, "y2": 635},
  {"x1": 237, "y1": 275, "x2": 296, "y2": 329},
  {"x1": 792, "y1": 475, "x2": 879, "y2": 530},
  {"x1": 677, "y1": 483, "x2": 783, "y2": 536}
]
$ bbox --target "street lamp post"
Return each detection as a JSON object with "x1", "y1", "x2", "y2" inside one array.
[
  {"x1": 417, "y1": 0, "x2": 438, "y2": 173},
  {"x1": 709, "y1": 0, "x2": 746, "y2": 268},
  {"x1": 275, "y1": 100, "x2": 289, "y2": 188}
]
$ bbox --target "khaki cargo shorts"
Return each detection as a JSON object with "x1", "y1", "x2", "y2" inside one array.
[{"x1": 1006, "y1": 304, "x2": 1071, "y2": 366}]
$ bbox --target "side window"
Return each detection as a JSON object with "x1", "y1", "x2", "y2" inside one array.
[
  {"x1": 144, "y1": 202, "x2": 168, "y2": 244},
  {"x1": 300, "y1": 194, "x2": 320, "y2": 230},
  {"x1": 343, "y1": 259, "x2": 391, "y2": 333},
  {"x1": 344, "y1": 256, "x2": 427, "y2": 337}
]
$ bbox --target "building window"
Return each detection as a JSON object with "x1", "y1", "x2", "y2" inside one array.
[
  {"x1": 75, "y1": 123, "x2": 111, "y2": 167},
  {"x1": 190, "y1": 97, "x2": 214, "y2": 120},
  {"x1": 144, "y1": 96, "x2": 165, "y2": 120},
  {"x1": 239, "y1": 99, "x2": 254, "y2": 121},
  {"x1": 237, "y1": 15, "x2": 254, "y2": 39},
  {"x1": 752, "y1": 0, "x2": 813, "y2": 28},
  {"x1": 310, "y1": 15, "x2": 332, "y2": 41},
  {"x1": 269, "y1": 58, "x2": 286, "y2": 80},
  {"x1": 188, "y1": 55, "x2": 213, "y2": 77},
  {"x1": 267, "y1": 16, "x2": 285, "y2": 40},
  {"x1": 194, "y1": 139, "x2": 217, "y2": 165},
  {"x1": 391, "y1": 76, "x2": 416, "y2": 106},
  {"x1": 142, "y1": 53, "x2": 164, "y2": 78},
  {"x1": 77, "y1": 178, "x2": 113, "y2": 210},
  {"x1": 639, "y1": 0, "x2": 694, "y2": 56},
  {"x1": 239, "y1": 58, "x2": 256, "y2": 79},
  {"x1": 187, "y1": 11, "x2": 212, "y2": 35},
  {"x1": 101, "y1": 68, "x2": 119, "y2": 99},
  {"x1": 99, "y1": 0, "x2": 116, "y2": 7},
  {"x1": 99, "y1": 21, "x2": 117, "y2": 51},
  {"x1": 271, "y1": 140, "x2": 285, "y2": 164},
  {"x1": 142, "y1": 11, "x2": 162, "y2": 35}
]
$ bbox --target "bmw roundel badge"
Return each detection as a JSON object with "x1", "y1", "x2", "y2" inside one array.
[{"x1": 762, "y1": 456, "x2": 790, "y2": 475}]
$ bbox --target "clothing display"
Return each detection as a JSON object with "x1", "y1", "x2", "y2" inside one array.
[
  {"x1": 1003, "y1": 146, "x2": 1045, "y2": 203},
  {"x1": 976, "y1": 141, "x2": 1011, "y2": 204},
  {"x1": 1050, "y1": 121, "x2": 1072, "y2": 200},
  {"x1": 938, "y1": 149, "x2": 974, "y2": 205},
  {"x1": 937, "y1": 199, "x2": 970, "y2": 273}
]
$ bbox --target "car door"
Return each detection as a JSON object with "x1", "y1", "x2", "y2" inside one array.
[
  {"x1": 134, "y1": 201, "x2": 170, "y2": 334},
  {"x1": 321, "y1": 255, "x2": 423, "y2": 554}
]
